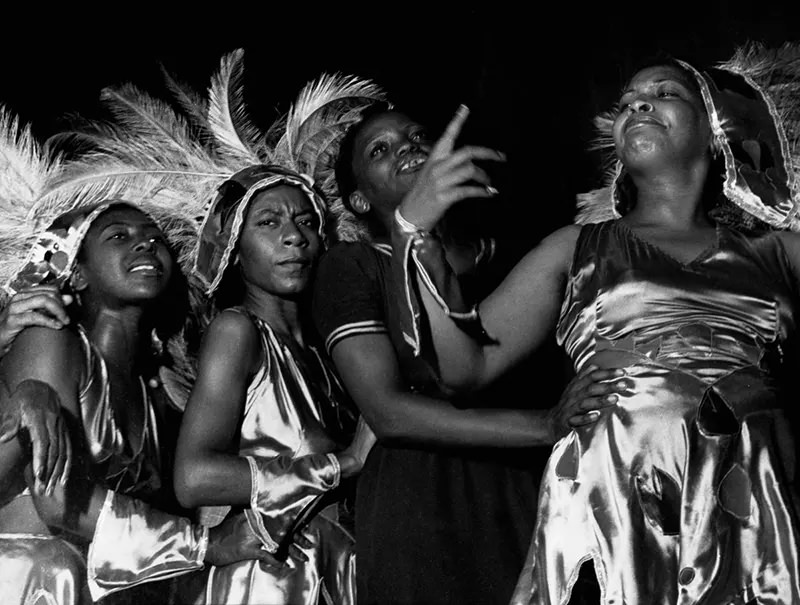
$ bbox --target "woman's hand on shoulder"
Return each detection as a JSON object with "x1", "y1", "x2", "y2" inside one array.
[{"x1": 0, "y1": 286, "x2": 71, "y2": 357}]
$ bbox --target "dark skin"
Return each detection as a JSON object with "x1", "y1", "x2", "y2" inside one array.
[
  {"x1": 174, "y1": 186, "x2": 375, "y2": 562},
  {"x1": 396, "y1": 67, "x2": 800, "y2": 395},
  {"x1": 0, "y1": 205, "x2": 273, "y2": 568},
  {"x1": 329, "y1": 110, "x2": 626, "y2": 449}
]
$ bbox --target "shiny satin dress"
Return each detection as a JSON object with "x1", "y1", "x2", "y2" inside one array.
[
  {"x1": 0, "y1": 326, "x2": 173, "y2": 605},
  {"x1": 513, "y1": 220, "x2": 800, "y2": 605},
  {"x1": 201, "y1": 309, "x2": 357, "y2": 605}
]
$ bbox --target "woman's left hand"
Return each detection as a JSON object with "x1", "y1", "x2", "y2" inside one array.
[
  {"x1": 336, "y1": 416, "x2": 377, "y2": 478},
  {"x1": 547, "y1": 365, "x2": 631, "y2": 440},
  {"x1": 397, "y1": 105, "x2": 506, "y2": 232}
]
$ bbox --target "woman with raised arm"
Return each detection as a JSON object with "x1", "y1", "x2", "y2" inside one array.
[
  {"x1": 391, "y1": 44, "x2": 800, "y2": 603},
  {"x1": 307, "y1": 100, "x2": 627, "y2": 605}
]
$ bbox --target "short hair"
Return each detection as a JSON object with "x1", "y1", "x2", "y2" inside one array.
[{"x1": 333, "y1": 101, "x2": 394, "y2": 212}]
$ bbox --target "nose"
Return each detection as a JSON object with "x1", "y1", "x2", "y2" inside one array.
[
  {"x1": 133, "y1": 236, "x2": 157, "y2": 252},
  {"x1": 396, "y1": 139, "x2": 420, "y2": 157},
  {"x1": 630, "y1": 97, "x2": 654, "y2": 113},
  {"x1": 282, "y1": 223, "x2": 308, "y2": 247}
]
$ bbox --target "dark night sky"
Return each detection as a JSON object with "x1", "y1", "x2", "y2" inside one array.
[
  {"x1": 1, "y1": 2, "x2": 798, "y2": 249},
  {"x1": 0, "y1": 2, "x2": 798, "y2": 397}
]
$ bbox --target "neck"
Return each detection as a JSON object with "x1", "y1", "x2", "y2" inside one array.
[
  {"x1": 243, "y1": 288, "x2": 306, "y2": 347},
  {"x1": 79, "y1": 303, "x2": 150, "y2": 372},
  {"x1": 625, "y1": 161, "x2": 712, "y2": 229}
]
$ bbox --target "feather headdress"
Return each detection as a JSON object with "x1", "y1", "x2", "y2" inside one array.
[{"x1": 575, "y1": 41, "x2": 800, "y2": 230}]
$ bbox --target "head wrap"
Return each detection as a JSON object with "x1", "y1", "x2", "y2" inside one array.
[
  {"x1": 575, "y1": 42, "x2": 800, "y2": 230},
  {"x1": 193, "y1": 165, "x2": 326, "y2": 294}
]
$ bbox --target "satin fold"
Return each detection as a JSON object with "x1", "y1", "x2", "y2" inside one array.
[
  {"x1": 199, "y1": 309, "x2": 357, "y2": 605},
  {"x1": 513, "y1": 220, "x2": 800, "y2": 604},
  {"x1": 87, "y1": 490, "x2": 206, "y2": 601}
]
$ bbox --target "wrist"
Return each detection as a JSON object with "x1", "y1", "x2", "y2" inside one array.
[{"x1": 394, "y1": 207, "x2": 430, "y2": 235}]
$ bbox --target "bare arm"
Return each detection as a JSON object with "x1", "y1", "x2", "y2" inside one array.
[
  {"x1": 407, "y1": 224, "x2": 579, "y2": 391},
  {"x1": 173, "y1": 310, "x2": 259, "y2": 509},
  {"x1": 331, "y1": 329, "x2": 589, "y2": 449}
]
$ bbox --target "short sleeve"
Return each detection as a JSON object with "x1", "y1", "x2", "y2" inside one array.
[{"x1": 312, "y1": 243, "x2": 389, "y2": 356}]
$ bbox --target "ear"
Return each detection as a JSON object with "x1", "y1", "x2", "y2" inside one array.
[
  {"x1": 70, "y1": 265, "x2": 89, "y2": 292},
  {"x1": 349, "y1": 191, "x2": 370, "y2": 215}
]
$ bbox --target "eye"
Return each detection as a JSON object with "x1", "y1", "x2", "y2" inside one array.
[
  {"x1": 257, "y1": 218, "x2": 277, "y2": 227},
  {"x1": 107, "y1": 230, "x2": 128, "y2": 241},
  {"x1": 658, "y1": 90, "x2": 678, "y2": 98},
  {"x1": 410, "y1": 129, "x2": 428, "y2": 143},
  {"x1": 369, "y1": 142, "x2": 387, "y2": 158}
]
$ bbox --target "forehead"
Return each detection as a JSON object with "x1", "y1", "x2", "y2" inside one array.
[
  {"x1": 248, "y1": 184, "x2": 314, "y2": 213},
  {"x1": 626, "y1": 64, "x2": 699, "y2": 91},
  {"x1": 89, "y1": 205, "x2": 156, "y2": 231},
  {"x1": 355, "y1": 112, "x2": 420, "y2": 145}
]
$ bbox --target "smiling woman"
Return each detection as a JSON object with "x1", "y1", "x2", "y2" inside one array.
[{"x1": 387, "y1": 42, "x2": 800, "y2": 604}]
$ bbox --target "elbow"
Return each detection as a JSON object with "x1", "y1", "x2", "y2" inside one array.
[{"x1": 173, "y1": 464, "x2": 206, "y2": 510}]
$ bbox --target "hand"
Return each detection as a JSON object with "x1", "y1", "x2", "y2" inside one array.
[
  {"x1": 0, "y1": 379, "x2": 72, "y2": 495},
  {"x1": 547, "y1": 365, "x2": 631, "y2": 441},
  {"x1": 0, "y1": 286, "x2": 71, "y2": 357},
  {"x1": 397, "y1": 104, "x2": 506, "y2": 232},
  {"x1": 336, "y1": 416, "x2": 377, "y2": 478},
  {"x1": 205, "y1": 512, "x2": 308, "y2": 573}
]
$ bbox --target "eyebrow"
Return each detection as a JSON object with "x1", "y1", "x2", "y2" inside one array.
[{"x1": 621, "y1": 78, "x2": 689, "y2": 95}]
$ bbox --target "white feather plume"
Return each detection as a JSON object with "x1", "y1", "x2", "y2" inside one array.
[{"x1": 206, "y1": 49, "x2": 265, "y2": 166}]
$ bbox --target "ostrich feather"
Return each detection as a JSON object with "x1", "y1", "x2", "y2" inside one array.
[
  {"x1": 206, "y1": 49, "x2": 265, "y2": 166},
  {"x1": 159, "y1": 63, "x2": 211, "y2": 140},
  {"x1": 0, "y1": 106, "x2": 64, "y2": 303},
  {"x1": 273, "y1": 73, "x2": 387, "y2": 173}
]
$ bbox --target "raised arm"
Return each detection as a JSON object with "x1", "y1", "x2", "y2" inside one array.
[
  {"x1": 395, "y1": 222, "x2": 578, "y2": 392},
  {"x1": 391, "y1": 105, "x2": 579, "y2": 391}
]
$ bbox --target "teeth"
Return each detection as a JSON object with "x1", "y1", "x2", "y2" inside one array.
[
  {"x1": 401, "y1": 157, "x2": 425, "y2": 171},
  {"x1": 130, "y1": 265, "x2": 157, "y2": 272}
]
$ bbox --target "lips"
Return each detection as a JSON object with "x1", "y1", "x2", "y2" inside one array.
[
  {"x1": 277, "y1": 257, "x2": 311, "y2": 267},
  {"x1": 624, "y1": 115, "x2": 664, "y2": 133},
  {"x1": 397, "y1": 154, "x2": 427, "y2": 175},
  {"x1": 128, "y1": 257, "x2": 163, "y2": 275}
]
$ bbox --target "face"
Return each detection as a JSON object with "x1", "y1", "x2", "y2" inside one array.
[
  {"x1": 74, "y1": 205, "x2": 173, "y2": 304},
  {"x1": 350, "y1": 111, "x2": 432, "y2": 212},
  {"x1": 612, "y1": 65, "x2": 712, "y2": 170},
  {"x1": 236, "y1": 184, "x2": 321, "y2": 298}
]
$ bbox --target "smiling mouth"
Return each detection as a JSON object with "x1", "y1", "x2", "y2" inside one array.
[
  {"x1": 129, "y1": 263, "x2": 162, "y2": 275},
  {"x1": 625, "y1": 116, "x2": 664, "y2": 132},
  {"x1": 397, "y1": 156, "x2": 427, "y2": 174}
]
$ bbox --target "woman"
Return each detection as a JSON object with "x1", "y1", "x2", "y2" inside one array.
[
  {"x1": 0, "y1": 199, "x2": 275, "y2": 605},
  {"x1": 173, "y1": 164, "x2": 373, "y2": 605},
  {"x1": 391, "y1": 45, "x2": 800, "y2": 603},
  {"x1": 310, "y1": 103, "x2": 626, "y2": 605}
]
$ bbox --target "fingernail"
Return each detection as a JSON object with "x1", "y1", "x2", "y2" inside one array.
[
  {"x1": 616, "y1": 380, "x2": 628, "y2": 388},
  {"x1": 458, "y1": 104, "x2": 469, "y2": 115},
  {"x1": 585, "y1": 410, "x2": 601, "y2": 420},
  {"x1": 486, "y1": 185, "x2": 499, "y2": 196},
  {"x1": 605, "y1": 394, "x2": 618, "y2": 403}
]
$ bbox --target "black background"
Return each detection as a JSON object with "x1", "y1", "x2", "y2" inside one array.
[{"x1": 2, "y1": 1, "x2": 799, "y2": 397}]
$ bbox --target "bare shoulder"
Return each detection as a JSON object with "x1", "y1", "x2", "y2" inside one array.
[
  {"x1": 0, "y1": 326, "x2": 82, "y2": 395},
  {"x1": 515, "y1": 224, "x2": 581, "y2": 274},
  {"x1": 197, "y1": 309, "x2": 261, "y2": 375},
  {"x1": 4, "y1": 325, "x2": 81, "y2": 369}
]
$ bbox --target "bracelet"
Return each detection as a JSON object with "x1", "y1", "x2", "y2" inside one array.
[{"x1": 394, "y1": 207, "x2": 429, "y2": 235}]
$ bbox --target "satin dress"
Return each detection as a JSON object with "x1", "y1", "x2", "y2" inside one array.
[
  {"x1": 513, "y1": 220, "x2": 800, "y2": 605},
  {"x1": 0, "y1": 326, "x2": 193, "y2": 605},
  {"x1": 200, "y1": 309, "x2": 357, "y2": 605}
]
